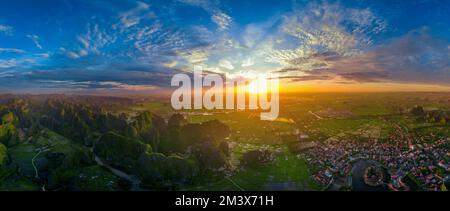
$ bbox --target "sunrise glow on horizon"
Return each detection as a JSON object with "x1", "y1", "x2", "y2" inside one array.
[{"x1": 0, "y1": 0, "x2": 449, "y2": 94}]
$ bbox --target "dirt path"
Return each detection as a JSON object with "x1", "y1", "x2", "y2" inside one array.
[{"x1": 31, "y1": 148, "x2": 50, "y2": 191}]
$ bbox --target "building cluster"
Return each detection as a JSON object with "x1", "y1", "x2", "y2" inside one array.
[{"x1": 302, "y1": 128, "x2": 449, "y2": 191}]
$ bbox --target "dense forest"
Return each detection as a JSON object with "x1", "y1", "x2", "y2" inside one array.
[{"x1": 0, "y1": 95, "x2": 231, "y2": 190}]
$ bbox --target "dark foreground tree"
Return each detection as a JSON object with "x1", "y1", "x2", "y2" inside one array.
[
  {"x1": 94, "y1": 132, "x2": 151, "y2": 172},
  {"x1": 136, "y1": 152, "x2": 198, "y2": 188}
]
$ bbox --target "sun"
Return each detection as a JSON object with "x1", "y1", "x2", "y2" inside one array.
[{"x1": 248, "y1": 78, "x2": 269, "y2": 94}]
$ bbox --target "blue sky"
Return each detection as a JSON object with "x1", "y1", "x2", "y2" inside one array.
[{"x1": 0, "y1": 0, "x2": 449, "y2": 93}]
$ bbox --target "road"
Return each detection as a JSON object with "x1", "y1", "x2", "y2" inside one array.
[{"x1": 308, "y1": 111, "x2": 323, "y2": 120}]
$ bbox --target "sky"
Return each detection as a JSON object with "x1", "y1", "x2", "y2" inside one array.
[{"x1": 0, "y1": 0, "x2": 449, "y2": 94}]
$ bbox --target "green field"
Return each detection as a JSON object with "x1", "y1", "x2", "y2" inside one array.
[
  {"x1": 186, "y1": 144, "x2": 320, "y2": 191},
  {"x1": 122, "y1": 92, "x2": 449, "y2": 191}
]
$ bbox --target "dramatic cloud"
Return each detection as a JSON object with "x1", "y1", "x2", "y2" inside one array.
[
  {"x1": 265, "y1": 1, "x2": 387, "y2": 74},
  {"x1": 0, "y1": 0, "x2": 448, "y2": 92},
  {"x1": 281, "y1": 28, "x2": 450, "y2": 85}
]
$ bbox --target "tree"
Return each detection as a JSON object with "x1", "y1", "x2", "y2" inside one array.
[
  {"x1": 410, "y1": 106, "x2": 425, "y2": 116},
  {"x1": 0, "y1": 143, "x2": 9, "y2": 184},
  {"x1": 0, "y1": 143, "x2": 7, "y2": 166},
  {"x1": 241, "y1": 150, "x2": 273, "y2": 168},
  {"x1": 218, "y1": 141, "x2": 230, "y2": 157},
  {"x1": 192, "y1": 142, "x2": 226, "y2": 172},
  {"x1": 159, "y1": 126, "x2": 182, "y2": 154},
  {"x1": 136, "y1": 153, "x2": 199, "y2": 187},
  {"x1": 131, "y1": 111, "x2": 167, "y2": 152},
  {"x1": 201, "y1": 120, "x2": 231, "y2": 143},
  {"x1": 132, "y1": 111, "x2": 154, "y2": 133},
  {"x1": 94, "y1": 132, "x2": 151, "y2": 172},
  {"x1": 2, "y1": 112, "x2": 18, "y2": 125},
  {"x1": 168, "y1": 114, "x2": 187, "y2": 128},
  {"x1": 160, "y1": 119, "x2": 231, "y2": 154},
  {"x1": 0, "y1": 122, "x2": 19, "y2": 146}
]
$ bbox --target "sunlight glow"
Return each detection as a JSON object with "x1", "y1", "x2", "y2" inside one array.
[{"x1": 248, "y1": 78, "x2": 269, "y2": 94}]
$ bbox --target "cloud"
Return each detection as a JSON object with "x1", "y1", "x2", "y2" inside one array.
[
  {"x1": 178, "y1": 0, "x2": 233, "y2": 31},
  {"x1": 337, "y1": 71, "x2": 389, "y2": 82},
  {"x1": 61, "y1": 24, "x2": 116, "y2": 59},
  {"x1": 299, "y1": 28, "x2": 450, "y2": 85},
  {"x1": 0, "y1": 70, "x2": 16, "y2": 78},
  {"x1": 219, "y1": 59, "x2": 234, "y2": 70},
  {"x1": 266, "y1": 1, "x2": 387, "y2": 68},
  {"x1": 0, "y1": 59, "x2": 17, "y2": 68},
  {"x1": 212, "y1": 11, "x2": 232, "y2": 31},
  {"x1": 0, "y1": 48, "x2": 25, "y2": 54},
  {"x1": 242, "y1": 23, "x2": 270, "y2": 48},
  {"x1": 0, "y1": 57, "x2": 44, "y2": 70},
  {"x1": 164, "y1": 60, "x2": 178, "y2": 68},
  {"x1": 23, "y1": 67, "x2": 183, "y2": 89},
  {"x1": 33, "y1": 80, "x2": 157, "y2": 90},
  {"x1": 347, "y1": 8, "x2": 387, "y2": 35},
  {"x1": 76, "y1": 24, "x2": 116, "y2": 56},
  {"x1": 27, "y1": 35, "x2": 43, "y2": 49},
  {"x1": 2, "y1": 0, "x2": 447, "y2": 92},
  {"x1": 66, "y1": 51, "x2": 81, "y2": 59},
  {"x1": 0, "y1": 24, "x2": 13, "y2": 35},
  {"x1": 23, "y1": 59, "x2": 36, "y2": 64},
  {"x1": 277, "y1": 74, "x2": 333, "y2": 82},
  {"x1": 178, "y1": 49, "x2": 209, "y2": 64},
  {"x1": 114, "y1": 1, "x2": 154, "y2": 30},
  {"x1": 177, "y1": 0, "x2": 215, "y2": 11},
  {"x1": 130, "y1": 23, "x2": 186, "y2": 56},
  {"x1": 35, "y1": 53, "x2": 51, "y2": 58},
  {"x1": 241, "y1": 57, "x2": 254, "y2": 67}
]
